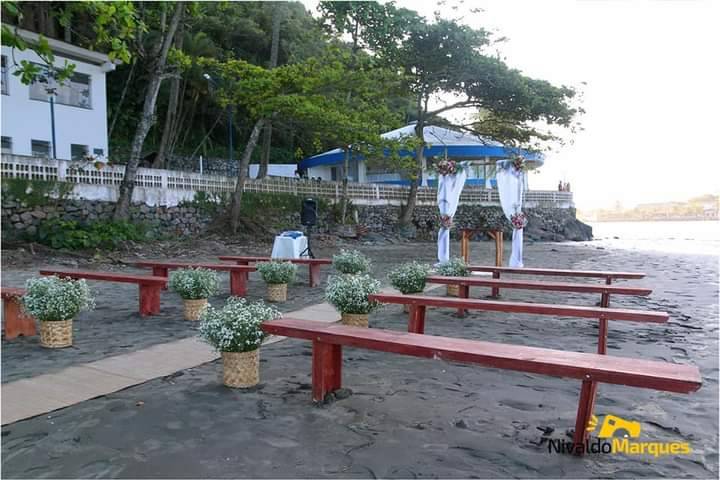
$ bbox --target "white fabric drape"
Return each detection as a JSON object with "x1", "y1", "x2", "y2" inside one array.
[
  {"x1": 437, "y1": 167, "x2": 468, "y2": 263},
  {"x1": 495, "y1": 161, "x2": 525, "y2": 267}
]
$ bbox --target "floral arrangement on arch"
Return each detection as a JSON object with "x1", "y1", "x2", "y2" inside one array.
[
  {"x1": 431, "y1": 159, "x2": 464, "y2": 176},
  {"x1": 510, "y1": 212, "x2": 528, "y2": 230},
  {"x1": 439, "y1": 214, "x2": 453, "y2": 229},
  {"x1": 511, "y1": 156, "x2": 529, "y2": 175}
]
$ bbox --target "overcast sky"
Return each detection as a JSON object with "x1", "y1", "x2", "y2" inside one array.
[{"x1": 301, "y1": 0, "x2": 720, "y2": 209}]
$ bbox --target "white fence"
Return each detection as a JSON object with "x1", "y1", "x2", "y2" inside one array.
[{"x1": 0, "y1": 154, "x2": 574, "y2": 208}]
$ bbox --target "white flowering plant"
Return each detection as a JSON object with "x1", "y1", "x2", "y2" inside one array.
[
  {"x1": 388, "y1": 262, "x2": 431, "y2": 294},
  {"x1": 256, "y1": 261, "x2": 297, "y2": 285},
  {"x1": 169, "y1": 268, "x2": 220, "y2": 300},
  {"x1": 436, "y1": 257, "x2": 470, "y2": 277},
  {"x1": 22, "y1": 276, "x2": 95, "y2": 321},
  {"x1": 198, "y1": 298, "x2": 280, "y2": 353},
  {"x1": 332, "y1": 249, "x2": 371, "y2": 274},
  {"x1": 326, "y1": 273, "x2": 381, "y2": 314}
]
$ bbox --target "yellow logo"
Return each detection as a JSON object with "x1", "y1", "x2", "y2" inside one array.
[{"x1": 585, "y1": 414, "x2": 691, "y2": 457}]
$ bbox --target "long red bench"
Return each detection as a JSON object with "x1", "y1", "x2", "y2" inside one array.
[
  {"x1": 39, "y1": 270, "x2": 167, "y2": 316},
  {"x1": 133, "y1": 262, "x2": 255, "y2": 297},
  {"x1": 426, "y1": 276, "x2": 651, "y2": 315},
  {"x1": 262, "y1": 318, "x2": 701, "y2": 453},
  {"x1": 218, "y1": 256, "x2": 331, "y2": 287},
  {"x1": 369, "y1": 293, "x2": 668, "y2": 354},
  {"x1": 468, "y1": 266, "x2": 646, "y2": 296},
  {"x1": 1, "y1": 287, "x2": 36, "y2": 339}
]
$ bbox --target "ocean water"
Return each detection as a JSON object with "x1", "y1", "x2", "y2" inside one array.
[{"x1": 587, "y1": 220, "x2": 720, "y2": 256}]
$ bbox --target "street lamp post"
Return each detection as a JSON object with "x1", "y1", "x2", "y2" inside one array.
[{"x1": 204, "y1": 73, "x2": 233, "y2": 176}]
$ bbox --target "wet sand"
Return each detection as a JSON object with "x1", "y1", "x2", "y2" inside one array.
[{"x1": 1, "y1": 242, "x2": 718, "y2": 478}]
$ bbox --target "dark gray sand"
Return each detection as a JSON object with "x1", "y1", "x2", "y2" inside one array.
[{"x1": 1, "y1": 242, "x2": 718, "y2": 478}]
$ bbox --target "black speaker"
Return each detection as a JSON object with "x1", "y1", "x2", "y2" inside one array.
[{"x1": 301, "y1": 198, "x2": 318, "y2": 226}]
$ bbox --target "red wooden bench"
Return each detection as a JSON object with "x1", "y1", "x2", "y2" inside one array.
[
  {"x1": 369, "y1": 293, "x2": 668, "y2": 354},
  {"x1": 133, "y1": 262, "x2": 255, "y2": 297},
  {"x1": 39, "y1": 270, "x2": 167, "y2": 316},
  {"x1": 426, "y1": 276, "x2": 651, "y2": 315},
  {"x1": 468, "y1": 266, "x2": 646, "y2": 297},
  {"x1": 1, "y1": 287, "x2": 37, "y2": 339},
  {"x1": 218, "y1": 256, "x2": 331, "y2": 287},
  {"x1": 262, "y1": 318, "x2": 701, "y2": 453}
]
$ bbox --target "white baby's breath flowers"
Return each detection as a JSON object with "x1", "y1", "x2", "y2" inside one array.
[
  {"x1": 436, "y1": 257, "x2": 469, "y2": 277},
  {"x1": 332, "y1": 249, "x2": 371, "y2": 274},
  {"x1": 388, "y1": 262, "x2": 431, "y2": 294},
  {"x1": 22, "y1": 276, "x2": 95, "y2": 321},
  {"x1": 169, "y1": 268, "x2": 219, "y2": 300},
  {"x1": 256, "y1": 261, "x2": 297, "y2": 285},
  {"x1": 325, "y1": 273, "x2": 381, "y2": 314},
  {"x1": 198, "y1": 298, "x2": 280, "y2": 352}
]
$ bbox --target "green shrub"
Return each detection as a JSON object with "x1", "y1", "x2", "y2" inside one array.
[
  {"x1": 35, "y1": 219, "x2": 148, "y2": 250},
  {"x1": 169, "y1": 268, "x2": 220, "y2": 300},
  {"x1": 388, "y1": 262, "x2": 431, "y2": 294},
  {"x1": 199, "y1": 297, "x2": 280, "y2": 352},
  {"x1": 2, "y1": 178, "x2": 73, "y2": 207},
  {"x1": 436, "y1": 257, "x2": 469, "y2": 277},
  {"x1": 325, "y1": 273, "x2": 381, "y2": 314},
  {"x1": 23, "y1": 276, "x2": 95, "y2": 321},
  {"x1": 332, "y1": 249, "x2": 371, "y2": 274},
  {"x1": 256, "y1": 261, "x2": 297, "y2": 284}
]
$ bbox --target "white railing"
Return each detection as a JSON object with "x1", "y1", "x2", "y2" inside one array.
[{"x1": 0, "y1": 154, "x2": 574, "y2": 208}]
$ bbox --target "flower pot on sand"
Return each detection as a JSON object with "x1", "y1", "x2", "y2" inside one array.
[
  {"x1": 267, "y1": 283, "x2": 288, "y2": 302},
  {"x1": 169, "y1": 268, "x2": 219, "y2": 320},
  {"x1": 199, "y1": 297, "x2": 281, "y2": 389},
  {"x1": 446, "y1": 285, "x2": 459, "y2": 297},
  {"x1": 341, "y1": 312, "x2": 369, "y2": 328},
  {"x1": 388, "y1": 262, "x2": 431, "y2": 311},
  {"x1": 257, "y1": 262, "x2": 297, "y2": 303},
  {"x1": 40, "y1": 319, "x2": 73, "y2": 348},
  {"x1": 222, "y1": 350, "x2": 259, "y2": 388},
  {"x1": 22, "y1": 276, "x2": 94, "y2": 349},
  {"x1": 183, "y1": 298, "x2": 208, "y2": 321},
  {"x1": 435, "y1": 258, "x2": 469, "y2": 298},
  {"x1": 326, "y1": 274, "x2": 381, "y2": 329}
]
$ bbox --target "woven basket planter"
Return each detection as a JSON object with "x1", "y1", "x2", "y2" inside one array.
[
  {"x1": 341, "y1": 313, "x2": 369, "y2": 328},
  {"x1": 446, "y1": 285, "x2": 459, "y2": 297},
  {"x1": 40, "y1": 319, "x2": 73, "y2": 348},
  {"x1": 183, "y1": 299, "x2": 208, "y2": 321},
  {"x1": 266, "y1": 283, "x2": 288, "y2": 303},
  {"x1": 222, "y1": 350, "x2": 259, "y2": 388}
]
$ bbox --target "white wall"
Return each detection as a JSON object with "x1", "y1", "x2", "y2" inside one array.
[
  {"x1": 1, "y1": 46, "x2": 109, "y2": 160},
  {"x1": 248, "y1": 163, "x2": 297, "y2": 178}
]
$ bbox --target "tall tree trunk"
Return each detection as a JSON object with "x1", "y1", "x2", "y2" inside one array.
[
  {"x1": 399, "y1": 114, "x2": 426, "y2": 226},
  {"x1": 113, "y1": 3, "x2": 183, "y2": 221},
  {"x1": 229, "y1": 118, "x2": 266, "y2": 233},
  {"x1": 153, "y1": 26, "x2": 184, "y2": 169},
  {"x1": 340, "y1": 147, "x2": 350, "y2": 223},
  {"x1": 257, "y1": 4, "x2": 283, "y2": 179}
]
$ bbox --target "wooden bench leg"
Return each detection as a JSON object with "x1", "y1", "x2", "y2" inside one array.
[
  {"x1": 153, "y1": 267, "x2": 169, "y2": 289},
  {"x1": 229, "y1": 270, "x2": 247, "y2": 296},
  {"x1": 3, "y1": 298, "x2": 37, "y2": 339},
  {"x1": 139, "y1": 285, "x2": 161, "y2": 316},
  {"x1": 309, "y1": 264, "x2": 321, "y2": 287},
  {"x1": 312, "y1": 340, "x2": 342, "y2": 402},
  {"x1": 597, "y1": 315, "x2": 608, "y2": 354},
  {"x1": 491, "y1": 271, "x2": 500, "y2": 298},
  {"x1": 457, "y1": 285, "x2": 469, "y2": 317},
  {"x1": 408, "y1": 305, "x2": 426, "y2": 334},
  {"x1": 600, "y1": 292, "x2": 610, "y2": 308},
  {"x1": 573, "y1": 377, "x2": 597, "y2": 453}
]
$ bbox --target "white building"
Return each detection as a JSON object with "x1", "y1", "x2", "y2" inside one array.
[{"x1": 1, "y1": 26, "x2": 115, "y2": 161}]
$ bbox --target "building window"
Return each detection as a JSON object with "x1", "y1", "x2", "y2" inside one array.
[
  {"x1": 29, "y1": 68, "x2": 92, "y2": 109},
  {"x1": 1, "y1": 136, "x2": 12, "y2": 154},
  {"x1": 93, "y1": 148, "x2": 104, "y2": 157},
  {"x1": 31, "y1": 140, "x2": 51, "y2": 158},
  {"x1": 1, "y1": 55, "x2": 8, "y2": 95},
  {"x1": 71, "y1": 144, "x2": 89, "y2": 161}
]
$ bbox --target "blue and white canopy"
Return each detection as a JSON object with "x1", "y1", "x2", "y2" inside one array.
[{"x1": 298, "y1": 123, "x2": 544, "y2": 169}]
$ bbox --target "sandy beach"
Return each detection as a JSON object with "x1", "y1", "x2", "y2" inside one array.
[{"x1": 1, "y1": 241, "x2": 718, "y2": 478}]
